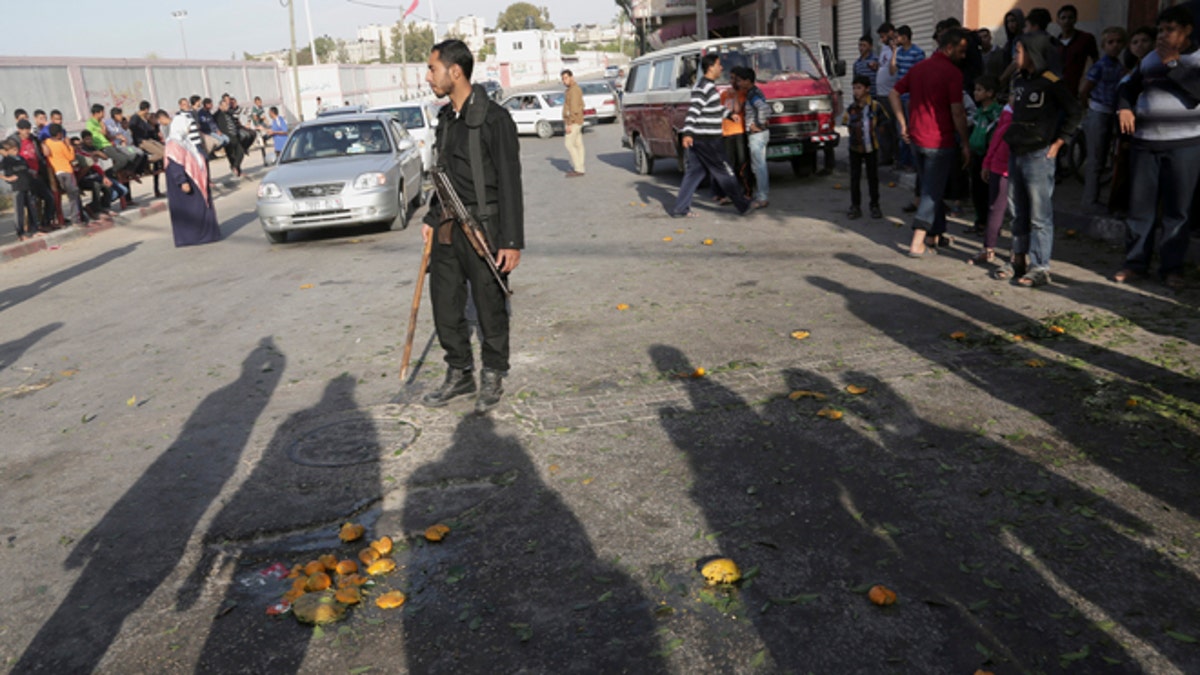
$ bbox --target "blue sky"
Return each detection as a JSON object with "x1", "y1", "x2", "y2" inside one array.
[{"x1": 11, "y1": 0, "x2": 620, "y2": 60}]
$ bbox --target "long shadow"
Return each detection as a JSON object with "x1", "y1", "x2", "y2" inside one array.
[
  {"x1": 12, "y1": 337, "x2": 285, "y2": 673},
  {"x1": 401, "y1": 415, "x2": 667, "y2": 672},
  {"x1": 186, "y1": 373, "x2": 381, "y2": 673},
  {"x1": 0, "y1": 322, "x2": 63, "y2": 370},
  {"x1": 221, "y1": 210, "x2": 260, "y2": 238},
  {"x1": 650, "y1": 343, "x2": 1200, "y2": 670},
  {"x1": 1041, "y1": 274, "x2": 1200, "y2": 347},
  {"x1": 810, "y1": 265, "x2": 1200, "y2": 525},
  {"x1": 0, "y1": 243, "x2": 140, "y2": 314},
  {"x1": 544, "y1": 156, "x2": 574, "y2": 174}
]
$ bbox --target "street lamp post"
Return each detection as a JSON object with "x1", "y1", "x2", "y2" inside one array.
[{"x1": 171, "y1": 10, "x2": 189, "y2": 59}]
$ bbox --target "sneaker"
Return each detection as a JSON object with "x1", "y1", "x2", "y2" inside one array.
[
  {"x1": 870, "y1": 206, "x2": 883, "y2": 219},
  {"x1": 847, "y1": 206, "x2": 862, "y2": 219}
]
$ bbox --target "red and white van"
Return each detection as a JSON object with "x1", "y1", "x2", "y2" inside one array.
[{"x1": 620, "y1": 36, "x2": 841, "y2": 176}]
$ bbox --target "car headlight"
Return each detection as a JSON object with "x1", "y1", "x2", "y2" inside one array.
[
  {"x1": 808, "y1": 98, "x2": 832, "y2": 112},
  {"x1": 353, "y1": 172, "x2": 388, "y2": 190},
  {"x1": 258, "y1": 182, "x2": 282, "y2": 199}
]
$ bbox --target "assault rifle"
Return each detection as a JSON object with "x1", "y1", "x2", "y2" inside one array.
[{"x1": 430, "y1": 167, "x2": 513, "y2": 297}]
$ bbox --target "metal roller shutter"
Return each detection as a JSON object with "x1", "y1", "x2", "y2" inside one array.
[
  {"x1": 889, "y1": 0, "x2": 936, "y2": 55},
  {"x1": 800, "y1": 0, "x2": 822, "y2": 55},
  {"x1": 836, "y1": 0, "x2": 864, "y2": 103}
]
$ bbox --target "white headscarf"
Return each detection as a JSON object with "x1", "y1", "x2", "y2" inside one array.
[{"x1": 165, "y1": 113, "x2": 209, "y2": 202}]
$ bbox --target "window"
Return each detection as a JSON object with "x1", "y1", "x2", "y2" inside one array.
[
  {"x1": 627, "y1": 64, "x2": 650, "y2": 93},
  {"x1": 281, "y1": 121, "x2": 391, "y2": 163},
  {"x1": 513, "y1": 41, "x2": 523, "y2": 50},
  {"x1": 712, "y1": 39, "x2": 822, "y2": 84},
  {"x1": 650, "y1": 58, "x2": 675, "y2": 90},
  {"x1": 677, "y1": 53, "x2": 700, "y2": 88},
  {"x1": 542, "y1": 92, "x2": 565, "y2": 107},
  {"x1": 581, "y1": 82, "x2": 613, "y2": 96}
]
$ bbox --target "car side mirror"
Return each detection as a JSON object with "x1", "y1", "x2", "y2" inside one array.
[
  {"x1": 398, "y1": 138, "x2": 416, "y2": 152},
  {"x1": 834, "y1": 60, "x2": 847, "y2": 77}
]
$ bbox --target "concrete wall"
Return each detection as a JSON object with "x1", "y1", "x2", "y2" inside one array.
[{"x1": 0, "y1": 57, "x2": 287, "y2": 133}]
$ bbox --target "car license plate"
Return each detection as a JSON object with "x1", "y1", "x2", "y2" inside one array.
[
  {"x1": 295, "y1": 198, "x2": 343, "y2": 213},
  {"x1": 767, "y1": 144, "x2": 802, "y2": 159}
]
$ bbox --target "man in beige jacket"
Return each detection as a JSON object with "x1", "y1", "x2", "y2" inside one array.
[{"x1": 561, "y1": 69, "x2": 586, "y2": 177}]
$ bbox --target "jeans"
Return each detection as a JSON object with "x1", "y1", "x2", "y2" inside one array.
[
  {"x1": 897, "y1": 97, "x2": 914, "y2": 169},
  {"x1": 747, "y1": 130, "x2": 769, "y2": 202},
  {"x1": 1082, "y1": 109, "x2": 1115, "y2": 207},
  {"x1": 849, "y1": 150, "x2": 879, "y2": 208},
  {"x1": 912, "y1": 146, "x2": 956, "y2": 235},
  {"x1": 1009, "y1": 150, "x2": 1057, "y2": 271},
  {"x1": 1124, "y1": 142, "x2": 1200, "y2": 277},
  {"x1": 672, "y1": 136, "x2": 750, "y2": 216},
  {"x1": 13, "y1": 190, "x2": 36, "y2": 237},
  {"x1": 56, "y1": 172, "x2": 82, "y2": 223}
]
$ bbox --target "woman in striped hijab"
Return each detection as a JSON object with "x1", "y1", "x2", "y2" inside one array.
[{"x1": 164, "y1": 109, "x2": 221, "y2": 246}]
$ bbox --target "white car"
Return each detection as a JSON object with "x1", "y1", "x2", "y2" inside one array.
[
  {"x1": 367, "y1": 101, "x2": 445, "y2": 174},
  {"x1": 579, "y1": 80, "x2": 619, "y2": 123},
  {"x1": 499, "y1": 91, "x2": 596, "y2": 139}
]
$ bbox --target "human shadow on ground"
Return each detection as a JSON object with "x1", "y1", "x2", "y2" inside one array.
[
  {"x1": 0, "y1": 322, "x2": 62, "y2": 371},
  {"x1": 11, "y1": 337, "x2": 284, "y2": 673},
  {"x1": 0, "y1": 242, "x2": 139, "y2": 314},
  {"x1": 221, "y1": 210, "x2": 260, "y2": 238},
  {"x1": 185, "y1": 373, "x2": 383, "y2": 673},
  {"x1": 1040, "y1": 274, "x2": 1200, "y2": 348},
  {"x1": 823, "y1": 255, "x2": 1200, "y2": 519},
  {"x1": 650, "y1": 343, "x2": 1200, "y2": 671},
  {"x1": 400, "y1": 415, "x2": 667, "y2": 672},
  {"x1": 545, "y1": 156, "x2": 574, "y2": 174}
]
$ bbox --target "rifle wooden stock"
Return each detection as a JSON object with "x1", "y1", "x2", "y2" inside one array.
[
  {"x1": 430, "y1": 168, "x2": 513, "y2": 297},
  {"x1": 399, "y1": 233, "x2": 433, "y2": 382}
]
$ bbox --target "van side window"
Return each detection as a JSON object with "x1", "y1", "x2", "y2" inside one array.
[
  {"x1": 627, "y1": 64, "x2": 650, "y2": 94},
  {"x1": 650, "y1": 58, "x2": 675, "y2": 90},
  {"x1": 677, "y1": 53, "x2": 699, "y2": 89}
]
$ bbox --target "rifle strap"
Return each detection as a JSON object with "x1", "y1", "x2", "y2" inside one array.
[{"x1": 465, "y1": 84, "x2": 493, "y2": 251}]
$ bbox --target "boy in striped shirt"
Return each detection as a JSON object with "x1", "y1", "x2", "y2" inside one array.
[{"x1": 671, "y1": 53, "x2": 751, "y2": 217}]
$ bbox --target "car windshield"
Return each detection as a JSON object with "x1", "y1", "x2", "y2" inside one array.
[
  {"x1": 712, "y1": 39, "x2": 822, "y2": 83},
  {"x1": 541, "y1": 93, "x2": 565, "y2": 108},
  {"x1": 581, "y1": 83, "x2": 612, "y2": 96},
  {"x1": 382, "y1": 107, "x2": 425, "y2": 130},
  {"x1": 281, "y1": 121, "x2": 391, "y2": 163}
]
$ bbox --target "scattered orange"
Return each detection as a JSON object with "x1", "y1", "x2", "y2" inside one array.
[
  {"x1": 845, "y1": 384, "x2": 868, "y2": 395},
  {"x1": 338, "y1": 573, "x2": 368, "y2": 588},
  {"x1": 370, "y1": 536, "x2": 394, "y2": 557},
  {"x1": 817, "y1": 408, "x2": 844, "y2": 420},
  {"x1": 616, "y1": 303, "x2": 630, "y2": 311},
  {"x1": 305, "y1": 572, "x2": 332, "y2": 592},
  {"x1": 367, "y1": 558, "x2": 396, "y2": 575},
  {"x1": 1048, "y1": 325, "x2": 1065, "y2": 335},
  {"x1": 663, "y1": 236, "x2": 673, "y2": 242},
  {"x1": 287, "y1": 564, "x2": 304, "y2": 579},
  {"x1": 282, "y1": 588, "x2": 306, "y2": 602},
  {"x1": 691, "y1": 367, "x2": 706, "y2": 378},
  {"x1": 1025, "y1": 358, "x2": 1046, "y2": 368},
  {"x1": 359, "y1": 547, "x2": 381, "y2": 565},
  {"x1": 375, "y1": 590, "x2": 407, "y2": 609},
  {"x1": 303, "y1": 560, "x2": 325, "y2": 577},
  {"x1": 334, "y1": 586, "x2": 362, "y2": 605},
  {"x1": 702, "y1": 238, "x2": 714, "y2": 245},
  {"x1": 319, "y1": 554, "x2": 338, "y2": 571},
  {"x1": 424, "y1": 524, "x2": 451, "y2": 542},
  {"x1": 949, "y1": 331, "x2": 967, "y2": 340},
  {"x1": 868, "y1": 584, "x2": 897, "y2": 606},
  {"x1": 791, "y1": 330, "x2": 811, "y2": 340},
  {"x1": 339, "y1": 522, "x2": 365, "y2": 542},
  {"x1": 1125, "y1": 398, "x2": 1139, "y2": 408},
  {"x1": 788, "y1": 390, "x2": 827, "y2": 401},
  {"x1": 335, "y1": 560, "x2": 359, "y2": 576}
]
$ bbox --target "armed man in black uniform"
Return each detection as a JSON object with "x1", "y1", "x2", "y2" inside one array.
[{"x1": 420, "y1": 39, "x2": 524, "y2": 413}]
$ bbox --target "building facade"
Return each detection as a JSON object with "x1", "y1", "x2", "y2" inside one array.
[{"x1": 493, "y1": 29, "x2": 565, "y2": 87}]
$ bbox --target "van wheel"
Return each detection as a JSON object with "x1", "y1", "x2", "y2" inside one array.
[
  {"x1": 634, "y1": 139, "x2": 654, "y2": 175},
  {"x1": 536, "y1": 121, "x2": 554, "y2": 139}
]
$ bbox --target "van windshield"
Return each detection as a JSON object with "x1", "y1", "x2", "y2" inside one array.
[{"x1": 711, "y1": 40, "x2": 822, "y2": 83}]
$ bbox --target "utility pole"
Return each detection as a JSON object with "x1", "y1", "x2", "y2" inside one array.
[
  {"x1": 171, "y1": 10, "x2": 189, "y2": 59},
  {"x1": 289, "y1": 0, "x2": 304, "y2": 120},
  {"x1": 400, "y1": 18, "x2": 408, "y2": 96},
  {"x1": 304, "y1": 0, "x2": 319, "y2": 64},
  {"x1": 429, "y1": 0, "x2": 439, "y2": 42},
  {"x1": 696, "y1": 0, "x2": 707, "y2": 40}
]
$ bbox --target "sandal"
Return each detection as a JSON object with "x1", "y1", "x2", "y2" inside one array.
[
  {"x1": 1112, "y1": 268, "x2": 1142, "y2": 284},
  {"x1": 968, "y1": 249, "x2": 995, "y2": 266},
  {"x1": 937, "y1": 235, "x2": 955, "y2": 248},
  {"x1": 714, "y1": 197, "x2": 733, "y2": 206},
  {"x1": 1015, "y1": 269, "x2": 1051, "y2": 287}
]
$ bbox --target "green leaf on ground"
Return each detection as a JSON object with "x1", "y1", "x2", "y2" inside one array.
[
  {"x1": 968, "y1": 599, "x2": 990, "y2": 612},
  {"x1": 597, "y1": 591, "x2": 613, "y2": 603},
  {"x1": 349, "y1": 667, "x2": 374, "y2": 674},
  {"x1": 750, "y1": 649, "x2": 767, "y2": 668},
  {"x1": 1060, "y1": 645, "x2": 1090, "y2": 663},
  {"x1": 468, "y1": 616, "x2": 483, "y2": 631},
  {"x1": 1166, "y1": 630, "x2": 1198, "y2": 643},
  {"x1": 510, "y1": 623, "x2": 533, "y2": 642},
  {"x1": 653, "y1": 637, "x2": 684, "y2": 657},
  {"x1": 983, "y1": 577, "x2": 1005, "y2": 590}
]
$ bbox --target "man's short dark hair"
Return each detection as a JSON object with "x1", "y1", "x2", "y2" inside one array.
[
  {"x1": 155, "y1": 109, "x2": 171, "y2": 121},
  {"x1": 431, "y1": 39, "x2": 474, "y2": 81},
  {"x1": 13, "y1": 108, "x2": 27, "y2": 120},
  {"x1": 859, "y1": 34, "x2": 873, "y2": 45},
  {"x1": 80, "y1": 130, "x2": 92, "y2": 140},
  {"x1": 202, "y1": 97, "x2": 213, "y2": 106},
  {"x1": 16, "y1": 119, "x2": 31, "y2": 130},
  {"x1": 139, "y1": 100, "x2": 151, "y2": 111},
  {"x1": 254, "y1": 96, "x2": 262, "y2": 102},
  {"x1": 1027, "y1": 8, "x2": 1052, "y2": 31},
  {"x1": 1058, "y1": 4, "x2": 1078, "y2": 18},
  {"x1": 111, "y1": 107, "x2": 123, "y2": 117},
  {"x1": 732, "y1": 66, "x2": 755, "y2": 83},
  {"x1": 1158, "y1": 4, "x2": 1194, "y2": 27},
  {"x1": 852, "y1": 74, "x2": 871, "y2": 88},
  {"x1": 561, "y1": 68, "x2": 573, "y2": 77},
  {"x1": 975, "y1": 74, "x2": 999, "y2": 94},
  {"x1": 939, "y1": 27, "x2": 969, "y2": 49},
  {"x1": 1, "y1": 138, "x2": 17, "y2": 150},
  {"x1": 189, "y1": 95, "x2": 202, "y2": 106},
  {"x1": 977, "y1": 27, "x2": 992, "y2": 36},
  {"x1": 700, "y1": 52, "x2": 721, "y2": 74},
  {"x1": 897, "y1": 25, "x2": 913, "y2": 39},
  {"x1": 269, "y1": 106, "x2": 279, "y2": 115},
  {"x1": 49, "y1": 123, "x2": 64, "y2": 137},
  {"x1": 877, "y1": 22, "x2": 895, "y2": 34},
  {"x1": 90, "y1": 103, "x2": 105, "y2": 115},
  {"x1": 33, "y1": 109, "x2": 46, "y2": 118},
  {"x1": 50, "y1": 109, "x2": 62, "y2": 118}
]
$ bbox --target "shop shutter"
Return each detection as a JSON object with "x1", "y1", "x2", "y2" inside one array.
[
  {"x1": 889, "y1": 0, "x2": 937, "y2": 55},
  {"x1": 836, "y1": 0, "x2": 864, "y2": 103},
  {"x1": 800, "y1": 0, "x2": 822, "y2": 56}
]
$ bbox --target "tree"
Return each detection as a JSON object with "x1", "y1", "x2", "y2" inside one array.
[
  {"x1": 613, "y1": 0, "x2": 646, "y2": 55},
  {"x1": 561, "y1": 41, "x2": 578, "y2": 55},
  {"x1": 391, "y1": 23, "x2": 435, "y2": 64},
  {"x1": 496, "y1": 2, "x2": 553, "y2": 32},
  {"x1": 314, "y1": 35, "x2": 338, "y2": 63}
]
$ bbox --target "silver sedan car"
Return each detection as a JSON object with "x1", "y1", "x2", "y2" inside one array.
[{"x1": 256, "y1": 113, "x2": 424, "y2": 243}]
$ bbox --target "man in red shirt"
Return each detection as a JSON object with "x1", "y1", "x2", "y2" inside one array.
[
  {"x1": 12, "y1": 119, "x2": 56, "y2": 232},
  {"x1": 890, "y1": 27, "x2": 971, "y2": 257},
  {"x1": 1056, "y1": 4, "x2": 1099, "y2": 96}
]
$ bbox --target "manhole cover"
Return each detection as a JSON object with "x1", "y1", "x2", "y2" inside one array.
[{"x1": 287, "y1": 418, "x2": 420, "y2": 467}]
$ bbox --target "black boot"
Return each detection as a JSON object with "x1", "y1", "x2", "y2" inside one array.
[
  {"x1": 475, "y1": 368, "x2": 505, "y2": 414},
  {"x1": 421, "y1": 367, "x2": 476, "y2": 407}
]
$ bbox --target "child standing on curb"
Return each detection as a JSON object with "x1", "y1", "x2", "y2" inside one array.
[
  {"x1": 973, "y1": 103, "x2": 1014, "y2": 267},
  {"x1": 1, "y1": 139, "x2": 39, "y2": 241},
  {"x1": 843, "y1": 75, "x2": 885, "y2": 219},
  {"x1": 994, "y1": 33, "x2": 1083, "y2": 286},
  {"x1": 967, "y1": 76, "x2": 1002, "y2": 234}
]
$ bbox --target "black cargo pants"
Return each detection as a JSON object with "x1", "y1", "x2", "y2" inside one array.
[{"x1": 429, "y1": 219, "x2": 511, "y2": 372}]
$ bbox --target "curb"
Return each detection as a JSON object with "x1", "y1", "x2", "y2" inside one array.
[{"x1": 0, "y1": 171, "x2": 261, "y2": 265}]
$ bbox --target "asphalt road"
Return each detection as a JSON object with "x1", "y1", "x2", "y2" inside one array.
[{"x1": 2, "y1": 122, "x2": 1200, "y2": 673}]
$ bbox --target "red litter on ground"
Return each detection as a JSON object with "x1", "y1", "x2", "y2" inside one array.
[
  {"x1": 266, "y1": 600, "x2": 292, "y2": 616},
  {"x1": 259, "y1": 562, "x2": 290, "y2": 580}
]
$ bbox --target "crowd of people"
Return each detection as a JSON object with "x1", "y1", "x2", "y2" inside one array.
[
  {"x1": 845, "y1": 3, "x2": 1199, "y2": 289},
  {"x1": 2, "y1": 93, "x2": 287, "y2": 243}
]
